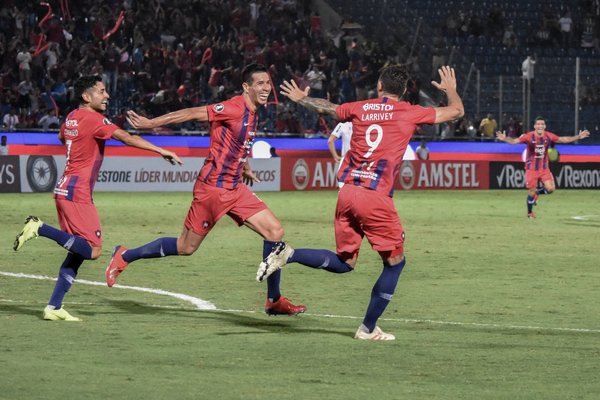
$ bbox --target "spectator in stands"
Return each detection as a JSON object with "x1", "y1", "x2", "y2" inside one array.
[
  {"x1": 2, "y1": 107, "x2": 19, "y2": 131},
  {"x1": 16, "y1": 43, "x2": 32, "y2": 82},
  {"x1": 0, "y1": 135, "x2": 8, "y2": 156},
  {"x1": 38, "y1": 109, "x2": 60, "y2": 131},
  {"x1": 431, "y1": 36, "x2": 446, "y2": 80},
  {"x1": 16, "y1": 79, "x2": 33, "y2": 113},
  {"x1": 416, "y1": 139, "x2": 430, "y2": 160},
  {"x1": 522, "y1": 55, "x2": 536, "y2": 93},
  {"x1": 304, "y1": 63, "x2": 327, "y2": 99},
  {"x1": 502, "y1": 25, "x2": 518, "y2": 48},
  {"x1": 503, "y1": 116, "x2": 521, "y2": 138},
  {"x1": 479, "y1": 113, "x2": 497, "y2": 139},
  {"x1": 45, "y1": 43, "x2": 60, "y2": 72},
  {"x1": 558, "y1": 11, "x2": 574, "y2": 47}
]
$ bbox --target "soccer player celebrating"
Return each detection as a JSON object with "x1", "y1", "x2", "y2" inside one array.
[
  {"x1": 496, "y1": 117, "x2": 590, "y2": 218},
  {"x1": 106, "y1": 63, "x2": 306, "y2": 316},
  {"x1": 257, "y1": 65, "x2": 464, "y2": 340},
  {"x1": 14, "y1": 75, "x2": 182, "y2": 321}
]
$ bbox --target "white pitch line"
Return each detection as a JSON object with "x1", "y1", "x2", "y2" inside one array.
[
  {"x1": 571, "y1": 215, "x2": 599, "y2": 221},
  {"x1": 2, "y1": 271, "x2": 599, "y2": 334},
  {"x1": 0, "y1": 271, "x2": 215, "y2": 310}
]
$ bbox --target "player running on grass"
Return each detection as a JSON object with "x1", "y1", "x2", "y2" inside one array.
[
  {"x1": 496, "y1": 116, "x2": 590, "y2": 218},
  {"x1": 257, "y1": 65, "x2": 464, "y2": 340},
  {"x1": 105, "y1": 63, "x2": 306, "y2": 316},
  {"x1": 13, "y1": 75, "x2": 182, "y2": 321}
]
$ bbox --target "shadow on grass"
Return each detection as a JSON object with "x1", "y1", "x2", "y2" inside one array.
[
  {"x1": 0, "y1": 304, "x2": 43, "y2": 319},
  {"x1": 95, "y1": 298, "x2": 353, "y2": 338}
]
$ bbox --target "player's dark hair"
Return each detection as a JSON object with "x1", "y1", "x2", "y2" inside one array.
[
  {"x1": 534, "y1": 116, "x2": 546, "y2": 123},
  {"x1": 378, "y1": 64, "x2": 409, "y2": 97},
  {"x1": 74, "y1": 75, "x2": 103, "y2": 104},
  {"x1": 242, "y1": 63, "x2": 268, "y2": 84}
]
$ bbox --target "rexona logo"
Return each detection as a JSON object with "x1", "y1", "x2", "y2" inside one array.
[
  {"x1": 292, "y1": 159, "x2": 309, "y2": 190},
  {"x1": 399, "y1": 161, "x2": 415, "y2": 190},
  {"x1": 555, "y1": 164, "x2": 600, "y2": 188},
  {"x1": 494, "y1": 164, "x2": 526, "y2": 188}
]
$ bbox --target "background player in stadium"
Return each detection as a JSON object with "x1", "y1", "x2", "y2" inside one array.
[
  {"x1": 106, "y1": 63, "x2": 306, "y2": 316},
  {"x1": 327, "y1": 121, "x2": 353, "y2": 188},
  {"x1": 257, "y1": 65, "x2": 464, "y2": 340},
  {"x1": 496, "y1": 117, "x2": 590, "y2": 218},
  {"x1": 13, "y1": 75, "x2": 182, "y2": 321}
]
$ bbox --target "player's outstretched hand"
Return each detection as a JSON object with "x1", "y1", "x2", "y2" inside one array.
[
  {"x1": 578, "y1": 129, "x2": 590, "y2": 140},
  {"x1": 280, "y1": 79, "x2": 310, "y2": 103},
  {"x1": 431, "y1": 66, "x2": 457, "y2": 93},
  {"x1": 161, "y1": 149, "x2": 183, "y2": 165},
  {"x1": 495, "y1": 130, "x2": 507, "y2": 141},
  {"x1": 127, "y1": 110, "x2": 154, "y2": 130},
  {"x1": 242, "y1": 168, "x2": 260, "y2": 186}
]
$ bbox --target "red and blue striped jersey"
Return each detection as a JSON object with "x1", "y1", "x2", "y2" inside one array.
[
  {"x1": 54, "y1": 108, "x2": 117, "y2": 203},
  {"x1": 199, "y1": 95, "x2": 259, "y2": 189},
  {"x1": 336, "y1": 97, "x2": 435, "y2": 197},
  {"x1": 518, "y1": 131, "x2": 559, "y2": 171}
]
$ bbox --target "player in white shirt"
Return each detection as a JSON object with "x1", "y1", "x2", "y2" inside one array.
[{"x1": 327, "y1": 121, "x2": 353, "y2": 188}]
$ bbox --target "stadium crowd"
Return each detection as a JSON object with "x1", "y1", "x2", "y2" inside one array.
[
  {"x1": 1, "y1": 0, "x2": 599, "y2": 138},
  {"x1": 0, "y1": 0, "x2": 386, "y2": 136}
]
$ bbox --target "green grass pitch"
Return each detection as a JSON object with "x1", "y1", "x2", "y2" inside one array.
[{"x1": 1, "y1": 190, "x2": 599, "y2": 399}]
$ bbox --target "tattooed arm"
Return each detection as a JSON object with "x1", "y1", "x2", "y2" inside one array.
[{"x1": 279, "y1": 79, "x2": 338, "y2": 117}]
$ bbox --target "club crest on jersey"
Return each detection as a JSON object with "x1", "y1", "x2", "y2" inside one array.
[
  {"x1": 102, "y1": 118, "x2": 112, "y2": 125},
  {"x1": 213, "y1": 103, "x2": 225, "y2": 113}
]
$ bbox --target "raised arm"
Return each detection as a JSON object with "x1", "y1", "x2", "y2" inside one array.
[
  {"x1": 431, "y1": 66, "x2": 465, "y2": 123},
  {"x1": 279, "y1": 79, "x2": 338, "y2": 117},
  {"x1": 111, "y1": 129, "x2": 183, "y2": 165},
  {"x1": 495, "y1": 130, "x2": 521, "y2": 144},
  {"x1": 556, "y1": 129, "x2": 590, "y2": 143},
  {"x1": 126, "y1": 106, "x2": 209, "y2": 130}
]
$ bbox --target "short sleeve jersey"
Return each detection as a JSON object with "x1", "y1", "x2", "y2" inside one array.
[
  {"x1": 331, "y1": 121, "x2": 353, "y2": 158},
  {"x1": 54, "y1": 108, "x2": 118, "y2": 203},
  {"x1": 199, "y1": 95, "x2": 259, "y2": 189},
  {"x1": 336, "y1": 97, "x2": 435, "y2": 196},
  {"x1": 518, "y1": 131, "x2": 559, "y2": 171}
]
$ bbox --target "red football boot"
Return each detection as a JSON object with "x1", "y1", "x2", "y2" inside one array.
[
  {"x1": 265, "y1": 296, "x2": 306, "y2": 316},
  {"x1": 105, "y1": 246, "x2": 129, "y2": 287}
]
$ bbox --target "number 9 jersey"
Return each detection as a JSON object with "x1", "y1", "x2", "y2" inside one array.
[{"x1": 335, "y1": 97, "x2": 435, "y2": 197}]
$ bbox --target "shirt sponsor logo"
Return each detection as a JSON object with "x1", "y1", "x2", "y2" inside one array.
[
  {"x1": 361, "y1": 103, "x2": 394, "y2": 112},
  {"x1": 534, "y1": 145, "x2": 545, "y2": 158},
  {"x1": 213, "y1": 103, "x2": 225, "y2": 113},
  {"x1": 292, "y1": 159, "x2": 309, "y2": 190},
  {"x1": 102, "y1": 118, "x2": 112, "y2": 125}
]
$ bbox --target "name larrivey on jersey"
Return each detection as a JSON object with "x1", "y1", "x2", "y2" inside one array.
[{"x1": 359, "y1": 112, "x2": 393, "y2": 121}]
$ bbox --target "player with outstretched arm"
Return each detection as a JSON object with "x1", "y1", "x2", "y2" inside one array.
[
  {"x1": 105, "y1": 64, "x2": 306, "y2": 316},
  {"x1": 496, "y1": 116, "x2": 590, "y2": 218},
  {"x1": 14, "y1": 75, "x2": 182, "y2": 321},
  {"x1": 257, "y1": 65, "x2": 464, "y2": 340}
]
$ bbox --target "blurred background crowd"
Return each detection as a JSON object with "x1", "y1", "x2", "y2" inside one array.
[{"x1": 1, "y1": 0, "x2": 599, "y2": 141}]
